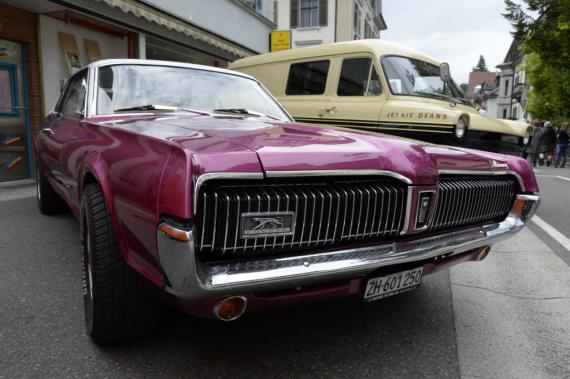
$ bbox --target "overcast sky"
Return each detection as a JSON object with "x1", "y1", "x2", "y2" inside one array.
[{"x1": 381, "y1": 0, "x2": 515, "y2": 85}]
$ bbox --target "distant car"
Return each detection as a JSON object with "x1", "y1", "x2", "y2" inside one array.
[
  {"x1": 230, "y1": 40, "x2": 533, "y2": 154},
  {"x1": 35, "y1": 59, "x2": 540, "y2": 344}
]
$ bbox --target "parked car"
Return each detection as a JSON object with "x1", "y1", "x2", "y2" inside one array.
[
  {"x1": 229, "y1": 40, "x2": 533, "y2": 154},
  {"x1": 35, "y1": 59, "x2": 540, "y2": 344}
]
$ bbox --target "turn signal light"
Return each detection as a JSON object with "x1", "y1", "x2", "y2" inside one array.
[
  {"x1": 214, "y1": 296, "x2": 247, "y2": 321},
  {"x1": 477, "y1": 246, "x2": 491, "y2": 261},
  {"x1": 159, "y1": 223, "x2": 190, "y2": 242},
  {"x1": 510, "y1": 197, "x2": 529, "y2": 218}
]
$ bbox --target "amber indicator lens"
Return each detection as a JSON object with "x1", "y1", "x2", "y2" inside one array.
[
  {"x1": 511, "y1": 197, "x2": 529, "y2": 218},
  {"x1": 214, "y1": 296, "x2": 247, "y2": 321}
]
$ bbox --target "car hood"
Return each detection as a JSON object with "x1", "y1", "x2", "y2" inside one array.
[{"x1": 95, "y1": 114, "x2": 531, "y2": 187}]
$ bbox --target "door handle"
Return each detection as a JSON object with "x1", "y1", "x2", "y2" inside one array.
[
  {"x1": 41, "y1": 128, "x2": 54, "y2": 136},
  {"x1": 318, "y1": 107, "x2": 338, "y2": 117}
]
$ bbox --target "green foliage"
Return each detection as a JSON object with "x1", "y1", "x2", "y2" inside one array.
[
  {"x1": 524, "y1": 53, "x2": 570, "y2": 119},
  {"x1": 503, "y1": 0, "x2": 570, "y2": 68},
  {"x1": 504, "y1": 0, "x2": 570, "y2": 122},
  {"x1": 459, "y1": 83, "x2": 469, "y2": 94},
  {"x1": 473, "y1": 55, "x2": 489, "y2": 72}
]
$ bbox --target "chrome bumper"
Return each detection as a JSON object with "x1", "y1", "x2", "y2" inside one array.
[{"x1": 157, "y1": 194, "x2": 539, "y2": 300}]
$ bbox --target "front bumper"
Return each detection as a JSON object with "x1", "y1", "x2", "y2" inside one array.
[{"x1": 157, "y1": 194, "x2": 539, "y2": 301}]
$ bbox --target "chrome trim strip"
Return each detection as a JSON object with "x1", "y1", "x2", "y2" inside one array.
[
  {"x1": 438, "y1": 170, "x2": 525, "y2": 192},
  {"x1": 265, "y1": 170, "x2": 413, "y2": 185},
  {"x1": 194, "y1": 172, "x2": 264, "y2": 213},
  {"x1": 156, "y1": 194, "x2": 540, "y2": 300}
]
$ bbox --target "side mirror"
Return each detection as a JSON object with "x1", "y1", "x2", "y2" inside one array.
[{"x1": 440, "y1": 62, "x2": 451, "y2": 82}]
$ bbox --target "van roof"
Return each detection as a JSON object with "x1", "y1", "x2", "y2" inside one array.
[{"x1": 230, "y1": 39, "x2": 441, "y2": 68}]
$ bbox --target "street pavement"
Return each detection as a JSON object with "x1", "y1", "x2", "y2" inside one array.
[{"x1": 0, "y1": 171, "x2": 569, "y2": 378}]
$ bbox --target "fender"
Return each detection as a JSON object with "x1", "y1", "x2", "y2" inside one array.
[{"x1": 78, "y1": 155, "x2": 166, "y2": 288}]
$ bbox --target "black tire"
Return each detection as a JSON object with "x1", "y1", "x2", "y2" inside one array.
[
  {"x1": 36, "y1": 164, "x2": 67, "y2": 214},
  {"x1": 81, "y1": 183, "x2": 158, "y2": 344}
]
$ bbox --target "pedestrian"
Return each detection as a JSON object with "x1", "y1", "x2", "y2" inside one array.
[
  {"x1": 526, "y1": 120, "x2": 543, "y2": 168},
  {"x1": 554, "y1": 122, "x2": 569, "y2": 168},
  {"x1": 539, "y1": 121, "x2": 556, "y2": 166}
]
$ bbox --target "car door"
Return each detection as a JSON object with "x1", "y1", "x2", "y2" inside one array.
[
  {"x1": 276, "y1": 58, "x2": 333, "y2": 124},
  {"x1": 323, "y1": 55, "x2": 384, "y2": 131},
  {"x1": 39, "y1": 69, "x2": 87, "y2": 197}
]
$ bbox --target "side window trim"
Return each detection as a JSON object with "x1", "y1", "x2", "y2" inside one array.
[{"x1": 59, "y1": 70, "x2": 88, "y2": 119}]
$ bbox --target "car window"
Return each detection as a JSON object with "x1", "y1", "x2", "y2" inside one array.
[
  {"x1": 337, "y1": 58, "x2": 382, "y2": 96},
  {"x1": 61, "y1": 72, "x2": 87, "y2": 118},
  {"x1": 285, "y1": 60, "x2": 330, "y2": 95}
]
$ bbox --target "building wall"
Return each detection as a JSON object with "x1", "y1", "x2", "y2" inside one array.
[
  {"x1": 277, "y1": 0, "x2": 336, "y2": 47},
  {"x1": 143, "y1": 0, "x2": 275, "y2": 53},
  {"x1": 335, "y1": 0, "x2": 353, "y2": 42},
  {"x1": 0, "y1": 3, "x2": 41, "y2": 134},
  {"x1": 38, "y1": 15, "x2": 128, "y2": 115}
]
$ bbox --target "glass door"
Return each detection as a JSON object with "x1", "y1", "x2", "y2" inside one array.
[{"x1": 0, "y1": 39, "x2": 29, "y2": 182}]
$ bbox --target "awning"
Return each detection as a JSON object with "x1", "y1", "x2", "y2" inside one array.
[{"x1": 93, "y1": 0, "x2": 253, "y2": 58}]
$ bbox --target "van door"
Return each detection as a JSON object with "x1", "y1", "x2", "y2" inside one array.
[
  {"x1": 277, "y1": 59, "x2": 332, "y2": 123},
  {"x1": 320, "y1": 55, "x2": 384, "y2": 131}
]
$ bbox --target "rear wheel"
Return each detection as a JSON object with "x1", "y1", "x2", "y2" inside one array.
[
  {"x1": 36, "y1": 163, "x2": 66, "y2": 214},
  {"x1": 81, "y1": 183, "x2": 158, "y2": 344}
]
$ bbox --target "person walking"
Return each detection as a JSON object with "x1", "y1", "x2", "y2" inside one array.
[
  {"x1": 554, "y1": 123, "x2": 569, "y2": 168},
  {"x1": 527, "y1": 120, "x2": 543, "y2": 168},
  {"x1": 539, "y1": 121, "x2": 557, "y2": 166}
]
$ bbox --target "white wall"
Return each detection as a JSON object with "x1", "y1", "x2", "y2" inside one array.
[
  {"x1": 39, "y1": 15, "x2": 128, "y2": 114},
  {"x1": 144, "y1": 0, "x2": 274, "y2": 53},
  {"x1": 277, "y1": 0, "x2": 336, "y2": 47}
]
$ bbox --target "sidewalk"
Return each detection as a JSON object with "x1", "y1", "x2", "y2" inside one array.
[{"x1": 0, "y1": 179, "x2": 36, "y2": 202}]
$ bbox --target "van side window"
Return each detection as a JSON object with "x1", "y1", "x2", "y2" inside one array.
[
  {"x1": 337, "y1": 58, "x2": 381, "y2": 96},
  {"x1": 286, "y1": 60, "x2": 330, "y2": 95}
]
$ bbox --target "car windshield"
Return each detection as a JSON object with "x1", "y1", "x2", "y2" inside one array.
[
  {"x1": 96, "y1": 64, "x2": 291, "y2": 121},
  {"x1": 382, "y1": 56, "x2": 466, "y2": 101}
]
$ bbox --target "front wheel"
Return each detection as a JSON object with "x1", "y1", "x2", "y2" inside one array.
[{"x1": 81, "y1": 183, "x2": 158, "y2": 344}]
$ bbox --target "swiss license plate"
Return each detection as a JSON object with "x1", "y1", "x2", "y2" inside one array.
[{"x1": 364, "y1": 267, "x2": 423, "y2": 302}]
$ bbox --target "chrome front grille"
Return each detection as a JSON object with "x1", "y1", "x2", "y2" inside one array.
[
  {"x1": 430, "y1": 175, "x2": 516, "y2": 230},
  {"x1": 197, "y1": 178, "x2": 408, "y2": 257}
]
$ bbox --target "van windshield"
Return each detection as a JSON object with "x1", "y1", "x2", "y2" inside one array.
[{"x1": 382, "y1": 56, "x2": 467, "y2": 102}]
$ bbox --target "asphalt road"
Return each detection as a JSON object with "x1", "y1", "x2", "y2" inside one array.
[{"x1": 0, "y1": 175, "x2": 569, "y2": 378}]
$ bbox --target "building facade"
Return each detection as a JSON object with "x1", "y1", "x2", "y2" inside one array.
[
  {"x1": 493, "y1": 39, "x2": 528, "y2": 121},
  {"x1": 276, "y1": 0, "x2": 387, "y2": 49},
  {"x1": 0, "y1": 0, "x2": 276, "y2": 182}
]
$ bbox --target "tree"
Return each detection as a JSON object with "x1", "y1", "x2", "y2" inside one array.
[
  {"x1": 503, "y1": 0, "x2": 570, "y2": 69},
  {"x1": 473, "y1": 55, "x2": 489, "y2": 72},
  {"x1": 524, "y1": 53, "x2": 570, "y2": 120},
  {"x1": 503, "y1": 0, "x2": 570, "y2": 123},
  {"x1": 459, "y1": 83, "x2": 469, "y2": 95}
]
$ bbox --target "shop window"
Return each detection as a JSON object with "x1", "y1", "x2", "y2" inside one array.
[
  {"x1": 0, "y1": 63, "x2": 18, "y2": 117},
  {"x1": 337, "y1": 58, "x2": 381, "y2": 96},
  {"x1": 286, "y1": 60, "x2": 330, "y2": 95}
]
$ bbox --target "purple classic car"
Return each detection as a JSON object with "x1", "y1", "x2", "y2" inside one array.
[{"x1": 35, "y1": 59, "x2": 540, "y2": 343}]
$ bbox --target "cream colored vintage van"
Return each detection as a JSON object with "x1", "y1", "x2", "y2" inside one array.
[{"x1": 230, "y1": 40, "x2": 532, "y2": 153}]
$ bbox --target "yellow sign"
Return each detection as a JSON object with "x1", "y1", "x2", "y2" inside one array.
[{"x1": 271, "y1": 30, "x2": 291, "y2": 52}]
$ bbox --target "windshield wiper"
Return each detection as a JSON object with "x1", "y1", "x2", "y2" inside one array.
[
  {"x1": 413, "y1": 91, "x2": 450, "y2": 101},
  {"x1": 114, "y1": 104, "x2": 210, "y2": 115},
  {"x1": 213, "y1": 108, "x2": 279, "y2": 120}
]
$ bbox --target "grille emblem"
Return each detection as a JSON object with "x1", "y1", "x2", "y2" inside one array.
[
  {"x1": 491, "y1": 160, "x2": 508, "y2": 168},
  {"x1": 241, "y1": 212, "x2": 295, "y2": 238}
]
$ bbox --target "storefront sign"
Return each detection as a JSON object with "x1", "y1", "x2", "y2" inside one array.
[{"x1": 270, "y1": 30, "x2": 291, "y2": 52}]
